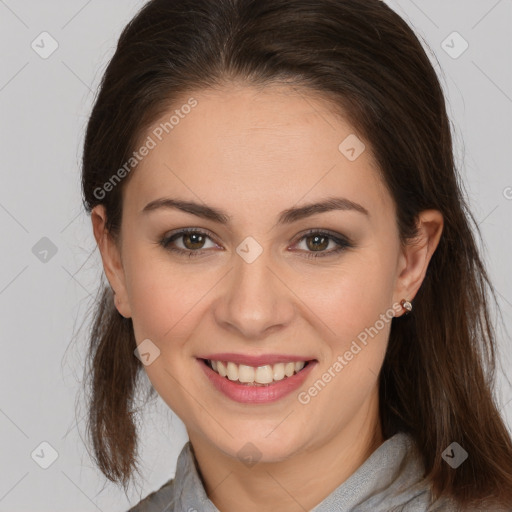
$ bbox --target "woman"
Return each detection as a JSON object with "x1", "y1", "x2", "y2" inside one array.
[{"x1": 80, "y1": 0, "x2": 512, "y2": 510}]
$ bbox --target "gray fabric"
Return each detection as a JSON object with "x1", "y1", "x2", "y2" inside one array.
[{"x1": 127, "y1": 432, "x2": 459, "y2": 511}]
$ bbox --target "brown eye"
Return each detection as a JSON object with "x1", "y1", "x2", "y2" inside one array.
[
  {"x1": 293, "y1": 230, "x2": 353, "y2": 259},
  {"x1": 160, "y1": 229, "x2": 219, "y2": 257},
  {"x1": 182, "y1": 232, "x2": 207, "y2": 250},
  {"x1": 304, "y1": 234, "x2": 330, "y2": 252}
]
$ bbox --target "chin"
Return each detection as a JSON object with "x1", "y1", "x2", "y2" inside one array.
[{"x1": 206, "y1": 423, "x2": 309, "y2": 465}]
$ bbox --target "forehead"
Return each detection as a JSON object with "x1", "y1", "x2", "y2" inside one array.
[{"x1": 124, "y1": 83, "x2": 392, "y2": 221}]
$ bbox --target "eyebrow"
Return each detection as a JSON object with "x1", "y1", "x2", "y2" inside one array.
[{"x1": 141, "y1": 196, "x2": 369, "y2": 224}]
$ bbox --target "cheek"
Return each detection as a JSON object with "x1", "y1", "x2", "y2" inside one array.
[
  {"x1": 122, "y1": 246, "x2": 180, "y2": 339},
  {"x1": 124, "y1": 248, "x2": 217, "y2": 350},
  {"x1": 301, "y1": 250, "x2": 397, "y2": 344},
  {"x1": 299, "y1": 259, "x2": 394, "y2": 421}
]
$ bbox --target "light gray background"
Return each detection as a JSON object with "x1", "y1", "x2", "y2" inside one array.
[{"x1": 0, "y1": 0, "x2": 511, "y2": 510}]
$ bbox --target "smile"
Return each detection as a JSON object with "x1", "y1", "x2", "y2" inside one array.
[
  {"x1": 205, "y1": 359, "x2": 309, "y2": 385},
  {"x1": 197, "y1": 357, "x2": 317, "y2": 403}
]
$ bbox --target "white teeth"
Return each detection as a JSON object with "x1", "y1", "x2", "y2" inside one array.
[
  {"x1": 295, "y1": 361, "x2": 305, "y2": 372},
  {"x1": 217, "y1": 361, "x2": 227, "y2": 377},
  {"x1": 238, "y1": 364, "x2": 255, "y2": 383},
  {"x1": 284, "y1": 362, "x2": 295, "y2": 377},
  {"x1": 207, "y1": 359, "x2": 309, "y2": 384},
  {"x1": 226, "y1": 362, "x2": 238, "y2": 381},
  {"x1": 273, "y1": 363, "x2": 285, "y2": 381},
  {"x1": 255, "y1": 365, "x2": 273, "y2": 384}
]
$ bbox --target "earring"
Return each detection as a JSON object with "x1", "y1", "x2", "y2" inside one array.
[{"x1": 400, "y1": 299, "x2": 412, "y2": 314}]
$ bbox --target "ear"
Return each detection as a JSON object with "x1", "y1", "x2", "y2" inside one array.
[
  {"x1": 393, "y1": 209, "x2": 444, "y2": 317},
  {"x1": 91, "y1": 205, "x2": 132, "y2": 318}
]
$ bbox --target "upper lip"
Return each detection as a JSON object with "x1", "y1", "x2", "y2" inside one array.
[{"x1": 198, "y1": 353, "x2": 316, "y2": 366}]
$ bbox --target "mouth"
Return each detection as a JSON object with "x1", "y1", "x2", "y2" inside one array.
[{"x1": 200, "y1": 358, "x2": 314, "y2": 386}]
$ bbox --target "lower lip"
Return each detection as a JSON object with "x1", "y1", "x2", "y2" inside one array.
[{"x1": 197, "y1": 358, "x2": 317, "y2": 404}]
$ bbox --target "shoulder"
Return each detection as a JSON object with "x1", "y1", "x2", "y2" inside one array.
[
  {"x1": 127, "y1": 478, "x2": 177, "y2": 512},
  {"x1": 361, "y1": 432, "x2": 459, "y2": 512},
  {"x1": 126, "y1": 441, "x2": 209, "y2": 512},
  {"x1": 397, "y1": 494, "x2": 512, "y2": 512}
]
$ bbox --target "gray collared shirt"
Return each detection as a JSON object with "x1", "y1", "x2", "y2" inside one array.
[{"x1": 128, "y1": 432, "x2": 458, "y2": 511}]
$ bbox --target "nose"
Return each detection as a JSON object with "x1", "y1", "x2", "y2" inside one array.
[{"x1": 212, "y1": 244, "x2": 296, "y2": 340}]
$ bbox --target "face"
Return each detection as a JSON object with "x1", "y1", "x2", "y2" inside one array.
[{"x1": 93, "y1": 83, "x2": 441, "y2": 463}]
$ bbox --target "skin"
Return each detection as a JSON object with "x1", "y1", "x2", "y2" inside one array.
[{"x1": 91, "y1": 83, "x2": 443, "y2": 512}]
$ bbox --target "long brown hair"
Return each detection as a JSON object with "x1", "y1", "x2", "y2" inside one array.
[{"x1": 80, "y1": 0, "x2": 512, "y2": 508}]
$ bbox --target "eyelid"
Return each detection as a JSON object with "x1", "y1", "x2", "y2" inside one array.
[
  {"x1": 162, "y1": 227, "x2": 351, "y2": 243},
  {"x1": 164, "y1": 226, "x2": 218, "y2": 239},
  {"x1": 160, "y1": 227, "x2": 353, "y2": 259},
  {"x1": 161, "y1": 227, "x2": 221, "y2": 249},
  {"x1": 290, "y1": 228, "x2": 353, "y2": 256},
  {"x1": 292, "y1": 228, "x2": 352, "y2": 245}
]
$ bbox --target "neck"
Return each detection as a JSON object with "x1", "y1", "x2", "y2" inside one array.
[{"x1": 188, "y1": 390, "x2": 384, "y2": 512}]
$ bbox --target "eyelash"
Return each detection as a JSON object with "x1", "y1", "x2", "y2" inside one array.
[{"x1": 159, "y1": 228, "x2": 353, "y2": 260}]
